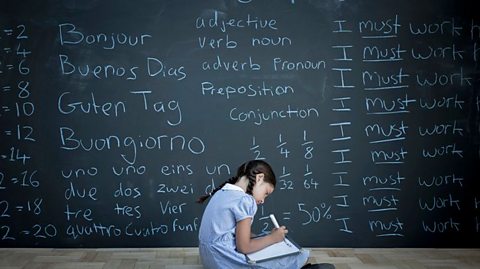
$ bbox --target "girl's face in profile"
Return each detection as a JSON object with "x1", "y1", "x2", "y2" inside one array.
[{"x1": 252, "y1": 174, "x2": 274, "y2": 205}]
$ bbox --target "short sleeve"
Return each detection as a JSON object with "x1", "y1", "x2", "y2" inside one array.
[{"x1": 231, "y1": 195, "x2": 257, "y2": 222}]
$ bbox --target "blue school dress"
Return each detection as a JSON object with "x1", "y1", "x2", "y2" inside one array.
[{"x1": 198, "y1": 183, "x2": 309, "y2": 269}]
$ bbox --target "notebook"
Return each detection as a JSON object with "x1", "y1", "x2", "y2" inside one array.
[{"x1": 245, "y1": 236, "x2": 302, "y2": 264}]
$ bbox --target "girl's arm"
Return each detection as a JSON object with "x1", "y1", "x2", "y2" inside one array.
[{"x1": 235, "y1": 218, "x2": 287, "y2": 254}]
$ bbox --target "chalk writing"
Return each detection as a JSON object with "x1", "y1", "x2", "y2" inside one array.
[
  {"x1": 201, "y1": 81, "x2": 294, "y2": 99},
  {"x1": 229, "y1": 105, "x2": 319, "y2": 125},
  {"x1": 58, "y1": 23, "x2": 152, "y2": 49},
  {"x1": 1, "y1": 1, "x2": 479, "y2": 248},
  {"x1": 409, "y1": 18, "x2": 463, "y2": 36},
  {"x1": 195, "y1": 11, "x2": 278, "y2": 33},
  {"x1": 368, "y1": 217, "x2": 404, "y2": 237}
]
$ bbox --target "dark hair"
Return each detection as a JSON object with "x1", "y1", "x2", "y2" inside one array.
[{"x1": 196, "y1": 160, "x2": 276, "y2": 203}]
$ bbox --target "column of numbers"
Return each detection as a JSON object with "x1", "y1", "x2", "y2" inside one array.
[{"x1": 1, "y1": 23, "x2": 44, "y2": 242}]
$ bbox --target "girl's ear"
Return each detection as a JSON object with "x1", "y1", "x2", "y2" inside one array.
[{"x1": 255, "y1": 173, "x2": 265, "y2": 183}]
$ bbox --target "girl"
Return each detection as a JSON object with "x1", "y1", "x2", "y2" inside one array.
[{"x1": 197, "y1": 160, "x2": 334, "y2": 269}]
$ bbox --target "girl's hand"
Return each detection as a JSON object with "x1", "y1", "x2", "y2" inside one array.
[{"x1": 271, "y1": 226, "x2": 288, "y2": 243}]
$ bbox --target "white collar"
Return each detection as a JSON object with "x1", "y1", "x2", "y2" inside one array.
[{"x1": 223, "y1": 183, "x2": 245, "y2": 193}]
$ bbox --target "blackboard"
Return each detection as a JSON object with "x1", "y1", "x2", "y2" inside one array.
[{"x1": 1, "y1": 0, "x2": 479, "y2": 248}]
